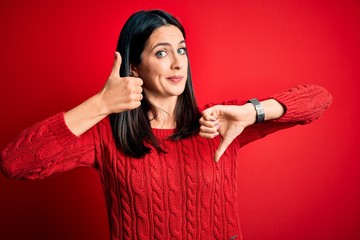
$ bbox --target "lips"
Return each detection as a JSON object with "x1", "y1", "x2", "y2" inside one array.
[{"x1": 167, "y1": 76, "x2": 183, "y2": 83}]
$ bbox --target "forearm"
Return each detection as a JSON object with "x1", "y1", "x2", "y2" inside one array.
[
  {"x1": 64, "y1": 93, "x2": 108, "y2": 136},
  {"x1": 243, "y1": 98, "x2": 284, "y2": 125},
  {"x1": 246, "y1": 85, "x2": 332, "y2": 125},
  {"x1": 65, "y1": 51, "x2": 143, "y2": 136},
  {"x1": 233, "y1": 84, "x2": 332, "y2": 148},
  {"x1": 0, "y1": 113, "x2": 95, "y2": 179},
  {"x1": 1, "y1": 91, "x2": 111, "y2": 178},
  {"x1": 262, "y1": 98, "x2": 285, "y2": 121},
  {"x1": 271, "y1": 84, "x2": 333, "y2": 124}
]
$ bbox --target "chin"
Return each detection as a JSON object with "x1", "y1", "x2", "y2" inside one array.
[{"x1": 172, "y1": 87, "x2": 186, "y2": 96}]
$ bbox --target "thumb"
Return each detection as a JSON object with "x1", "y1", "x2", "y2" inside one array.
[
  {"x1": 214, "y1": 137, "x2": 233, "y2": 163},
  {"x1": 110, "y1": 52, "x2": 122, "y2": 77}
]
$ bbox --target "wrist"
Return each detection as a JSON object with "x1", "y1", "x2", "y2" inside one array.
[
  {"x1": 243, "y1": 103, "x2": 257, "y2": 126},
  {"x1": 64, "y1": 94, "x2": 109, "y2": 136},
  {"x1": 247, "y1": 98, "x2": 265, "y2": 124},
  {"x1": 96, "y1": 92, "x2": 112, "y2": 116}
]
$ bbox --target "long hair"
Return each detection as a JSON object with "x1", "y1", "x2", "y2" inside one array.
[{"x1": 110, "y1": 10, "x2": 201, "y2": 158}]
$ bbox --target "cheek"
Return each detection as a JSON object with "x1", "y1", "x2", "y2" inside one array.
[
  {"x1": 183, "y1": 57, "x2": 189, "y2": 70},
  {"x1": 140, "y1": 60, "x2": 167, "y2": 77},
  {"x1": 140, "y1": 69, "x2": 160, "y2": 86},
  {"x1": 139, "y1": 68, "x2": 160, "y2": 89},
  {"x1": 138, "y1": 64, "x2": 155, "y2": 82}
]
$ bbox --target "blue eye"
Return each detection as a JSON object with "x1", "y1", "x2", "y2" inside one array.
[
  {"x1": 178, "y1": 48, "x2": 186, "y2": 55},
  {"x1": 155, "y1": 50, "x2": 167, "y2": 58}
]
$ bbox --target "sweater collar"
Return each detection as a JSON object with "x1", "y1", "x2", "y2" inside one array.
[{"x1": 151, "y1": 128, "x2": 175, "y2": 138}]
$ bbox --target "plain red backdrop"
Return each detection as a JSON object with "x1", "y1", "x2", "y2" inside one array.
[{"x1": 0, "y1": 0, "x2": 359, "y2": 239}]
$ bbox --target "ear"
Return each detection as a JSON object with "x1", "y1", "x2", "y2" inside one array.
[{"x1": 130, "y1": 64, "x2": 140, "y2": 77}]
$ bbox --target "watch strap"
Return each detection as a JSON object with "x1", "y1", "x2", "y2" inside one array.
[{"x1": 248, "y1": 98, "x2": 265, "y2": 124}]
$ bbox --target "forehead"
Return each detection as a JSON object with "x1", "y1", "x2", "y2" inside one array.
[{"x1": 146, "y1": 25, "x2": 185, "y2": 48}]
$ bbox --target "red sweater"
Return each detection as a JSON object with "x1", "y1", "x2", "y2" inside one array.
[{"x1": 1, "y1": 85, "x2": 332, "y2": 240}]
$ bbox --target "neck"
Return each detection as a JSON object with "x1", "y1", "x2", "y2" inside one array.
[
  {"x1": 147, "y1": 96, "x2": 177, "y2": 129},
  {"x1": 149, "y1": 109, "x2": 176, "y2": 129}
]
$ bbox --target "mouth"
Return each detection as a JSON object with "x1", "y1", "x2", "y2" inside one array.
[{"x1": 166, "y1": 75, "x2": 183, "y2": 83}]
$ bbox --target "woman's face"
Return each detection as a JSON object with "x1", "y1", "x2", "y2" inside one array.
[{"x1": 133, "y1": 25, "x2": 188, "y2": 102}]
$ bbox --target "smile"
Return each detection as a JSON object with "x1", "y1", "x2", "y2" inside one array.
[{"x1": 166, "y1": 76, "x2": 183, "y2": 83}]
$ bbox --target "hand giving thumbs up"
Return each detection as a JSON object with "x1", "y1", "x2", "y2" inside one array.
[{"x1": 99, "y1": 52, "x2": 143, "y2": 114}]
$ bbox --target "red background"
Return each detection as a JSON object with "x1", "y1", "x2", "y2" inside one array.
[{"x1": 1, "y1": 0, "x2": 359, "y2": 239}]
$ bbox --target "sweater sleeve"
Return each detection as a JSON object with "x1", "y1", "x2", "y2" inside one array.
[
  {"x1": 237, "y1": 84, "x2": 333, "y2": 147},
  {"x1": 0, "y1": 112, "x2": 98, "y2": 180}
]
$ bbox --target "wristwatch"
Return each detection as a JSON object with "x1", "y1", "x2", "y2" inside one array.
[{"x1": 248, "y1": 98, "x2": 265, "y2": 124}]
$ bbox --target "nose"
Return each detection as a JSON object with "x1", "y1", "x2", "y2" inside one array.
[{"x1": 171, "y1": 54, "x2": 184, "y2": 70}]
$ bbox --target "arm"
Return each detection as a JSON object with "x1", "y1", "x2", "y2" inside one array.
[
  {"x1": 0, "y1": 113, "x2": 95, "y2": 179},
  {"x1": 65, "y1": 52, "x2": 143, "y2": 136},
  {"x1": 238, "y1": 84, "x2": 333, "y2": 146},
  {"x1": 200, "y1": 84, "x2": 333, "y2": 162},
  {"x1": 261, "y1": 98, "x2": 285, "y2": 121},
  {"x1": 199, "y1": 98, "x2": 285, "y2": 162},
  {"x1": 0, "y1": 52, "x2": 143, "y2": 179}
]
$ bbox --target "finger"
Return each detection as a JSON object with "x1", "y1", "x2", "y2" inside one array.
[
  {"x1": 214, "y1": 138, "x2": 233, "y2": 163},
  {"x1": 129, "y1": 92, "x2": 143, "y2": 101},
  {"x1": 129, "y1": 101, "x2": 141, "y2": 110},
  {"x1": 199, "y1": 131, "x2": 219, "y2": 139},
  {"x1": 199, "y1": 117, "x2": 219, "y2": 128},
  {"x1": 201, "y1": 107, "x2": 217, "y2": 121},
  {"x1": 110, "y1": 52, "x2": 122, "y2": 77},
  {"x1": 200, "y1": 124, "x2": 219, "y2": 134},
  {"x1": 131, "y1": 77, "x2": 143, "y2": 86},
  {"x1": 134, "y1": 86, "x2": 143, "y2": 94}
]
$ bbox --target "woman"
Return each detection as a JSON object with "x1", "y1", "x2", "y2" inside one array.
[{"x1": 0, "y1": 10, "x2": 332, "y2": 240}]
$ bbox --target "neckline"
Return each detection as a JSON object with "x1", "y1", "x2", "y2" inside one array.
[{"x1": 151, "y1": 128, "x2": 176, "y2": 138}]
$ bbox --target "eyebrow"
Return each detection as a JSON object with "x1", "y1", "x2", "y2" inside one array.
[{"x1": 151, "y1": 40, "x2": 186, "y2": 51}]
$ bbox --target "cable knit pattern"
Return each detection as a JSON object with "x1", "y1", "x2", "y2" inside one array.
[
  {"x1": 0, "y1": 85, "x2": 332, "y2": 239},
  {"x1": 213, "y1": 148, "x2": 224, "y2": 239},
  {"x1": 163, "y1": 140, "x2": 182, "y2": 239},
  {"x1": 181, "y1": 138, "x2": 197, "y2": 239},
  {"x1": 197, "y1": 137, "x2": 213, "y2": 239}
]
